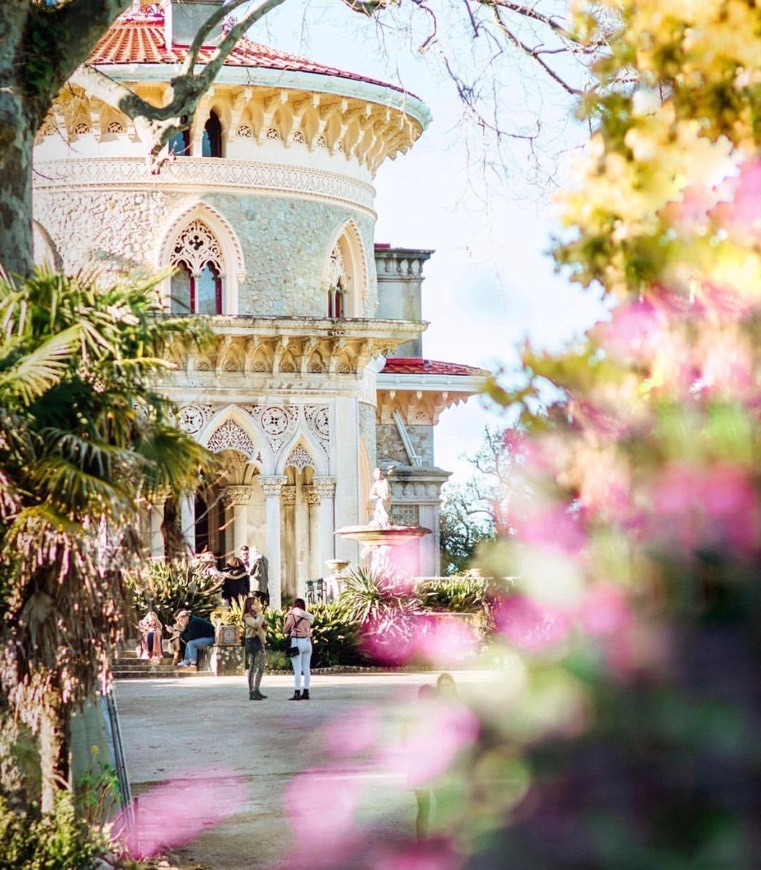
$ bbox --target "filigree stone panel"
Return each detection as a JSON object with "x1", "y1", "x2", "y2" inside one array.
[
  {"x1": 207, "y1": 420, "x2": 256, "y2": 458},
  {"x1": 285, "y1": 444, "x2": 315, "y2": 472}
]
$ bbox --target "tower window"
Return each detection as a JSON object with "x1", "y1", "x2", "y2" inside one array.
[
  {"x1": 170, "y1": 220, "x2": 224, "y2": 314},
  {"x1": 169, "y1": 129, "x2": 190, "y2": 157},
  {"x1": 202, "y1": 111, "x2": 223, "y2": 158}
]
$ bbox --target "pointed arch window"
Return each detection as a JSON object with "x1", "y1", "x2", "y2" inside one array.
[
  {"x1": 327, "y1": 244, "x2": 348, "y2": 318},
  {"x1": 202, "y1": 111, "x2": 223, "y2": 158},
  {"x1": 170, "y1": 220, "x2": 224, "y2": 314},
  {"x1": 169, "y1": 129, "x2": 190, "y2": 157}
]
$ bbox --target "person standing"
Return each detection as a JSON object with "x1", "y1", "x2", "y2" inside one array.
[
  {"x1": 243, "y1": 596, "x2": 268, "y2": 700},
  {"x1": 175, "y1": 610, "x2": 215, "y2": 668},
  {"x1": 284, "y1": 597, "x2": 314, "y2": 700},
  {"x1": 211, "y1": 557, "x2": 249, "y2": 604},
  {"x1": 249, "y1": 545, "x2": 269, "y2": 605}
]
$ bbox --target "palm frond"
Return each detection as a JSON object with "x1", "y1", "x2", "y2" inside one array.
[{"x1": 0, "y1": 325, "x2": 81, "y2": 406}]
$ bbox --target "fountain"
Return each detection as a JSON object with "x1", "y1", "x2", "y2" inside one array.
[{"x1": 335, "y1": 467, "x2": 431, "y2": 574}]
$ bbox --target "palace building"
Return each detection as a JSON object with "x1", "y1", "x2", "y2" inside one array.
[{"x1": 32, "y1": 0, "x2": 485, "y2": 609}]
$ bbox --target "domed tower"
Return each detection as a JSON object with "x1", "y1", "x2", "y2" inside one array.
[{"x1": 33, "y1": 0, "x2": 482, "y2": 604}]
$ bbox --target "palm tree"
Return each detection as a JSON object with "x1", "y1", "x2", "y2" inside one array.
[{"x1": 0, "y1": 267, "x2": 217, "y2": 813}]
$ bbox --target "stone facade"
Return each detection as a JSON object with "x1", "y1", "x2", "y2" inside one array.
[{"x1": 32, "y1": 2, "x2": 482, "y2": 603}]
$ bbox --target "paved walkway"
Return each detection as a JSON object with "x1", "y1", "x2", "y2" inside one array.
[{"x1": 114, "y1": 670, "x2": 487, "y2": 869}]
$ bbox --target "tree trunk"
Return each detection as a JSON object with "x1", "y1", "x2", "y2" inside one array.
[
  {"x1": 39, "y1": 696, "x2": 70, "y2": 815},
  {"x1": 0, "y1": 121, "x2": 34, "y2": 279}
]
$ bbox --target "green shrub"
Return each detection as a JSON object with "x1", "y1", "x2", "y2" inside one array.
[
  {"x1": 0, "y1": 793, "x2": 107, "y2": 870},
  {"x1": 264, "y1": 601, "x2": 364, "y2": 668},
  {"x1": 125, "y1": 560, "x2": 222, "y2": 630},
  {"x1": 415, "y1": 575, "x2": 490, "y2": 613}
]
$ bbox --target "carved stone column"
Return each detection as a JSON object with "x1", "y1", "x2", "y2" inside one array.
[
  {"x1": 225, "y1": 485, "x2": 254, "y2": 557},
  {"x1": 314, "y1": 477, "x2": 337, "y2": 572},
  {"x1": 149, "y1": 500, "x2": 166, "y2": 561},
  {"x1": 180, "y1": 493, "x2": 196, "y2": 554},
  {"x1": 303, "y1": 485, "x2": 321, "y2": 580},
  {"x1": 259, "y1": 476, "x2": 286, "y2": 611},
  {"x1": 281, "y1": 485, "x2": 298, "y2": 600}
]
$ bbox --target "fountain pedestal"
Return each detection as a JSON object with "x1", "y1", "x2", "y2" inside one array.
[{"x1": 335, "y1": 524, "x2": 431, "y2": 575}]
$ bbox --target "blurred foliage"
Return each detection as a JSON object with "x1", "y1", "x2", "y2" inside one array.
[
  {"x1": 0, "y1": 793, "x2": 107, "y2": 870},
  {"x1": 414, "y1": 575, "x2": 490, "y2": 613}
]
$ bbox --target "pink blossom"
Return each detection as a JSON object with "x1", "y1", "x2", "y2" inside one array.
[
  {"x1": 596, "y1": 299, "x2": 668, "y2": 364},
  {"x1": 513, "y1": 502, "x2": 587, "y2": 557},
  {"x1": 412, "y1": 614, "x2": 480, "y2": 667},
  {"x1": 650, "y1": 462, "x2": 761, "y2": 555},
  {"x1": 580, "y1": 584, "x2": 633, "y2": 638},
  {"x1": 495, "y1": 595, "x2": 573, "y2": 651},
  {"x1": 385, "y1": 701, "x2": 479, "y2": 788},
  {"x1": 284, "y1": 770, "x2": 361, "y2": 847},
  {"x1": 322, "y1": 705, "x2": 381, "y2": 757},
  {"x1": 712, "y1": 159, "x2": 761, "y2": 243},
  {"x1": 119, "y1": 767, "x2": 246, "y2": 859},
  {"x1": 372, "y1": 837, "x2": 462, "y2": 870}
]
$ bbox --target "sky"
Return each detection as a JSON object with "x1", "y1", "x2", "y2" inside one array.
[{"x1": 251, "y1": 0, "x2": 608, "y2": 483}]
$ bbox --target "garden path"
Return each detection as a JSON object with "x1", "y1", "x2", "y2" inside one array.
[{"x1": 115, "y1": 671, "x2": 487, "y2": 869}]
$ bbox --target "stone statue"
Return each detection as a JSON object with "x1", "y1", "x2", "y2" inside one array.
[{"x1": 367, "y1": 467, "x2": 392, "y2": 528}]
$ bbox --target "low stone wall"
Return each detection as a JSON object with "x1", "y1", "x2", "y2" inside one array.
[{"x1": 198, "y1": 644, "x2": 246, "y2": 675}]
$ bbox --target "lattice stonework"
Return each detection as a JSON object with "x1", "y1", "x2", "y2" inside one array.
[
  {"x1": 304, "y1": 405, "x2": 330, "y2": 454},
  {"x1": 328, "y1": 244, "x2": 346, "y2": 288},
  {"x1": 285, "y1": 444, "x2": 315, "y2": 472},
  {"x1": 244, "y1": 404, "x2": 299, "y2": 453},
  {"x1": 391, "y1": 505, "x2": 419, "y2": 526},
  {"x1": 207, "y1": 420, "x2": 255, "y2": 458},
  {"x1": 171, "y1": 219, "x2": 223, "y2": 275}
]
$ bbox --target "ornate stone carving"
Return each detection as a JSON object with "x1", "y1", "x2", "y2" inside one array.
[
  {"x1": 246, "y1": 404, "x2": 298, "y2": 453},
  {"x1": 313, "y1": 477, "x2": 336, "y2": 498},
  {"x1": 280, "y1": 486, "x2": 296, "y2": 506},
  {"x1": 259, "y1": 475, "x2": 286, "y2": 497},
  {"x1": 236, "y1": 125, "x2": 252, "y2": 137},
  {"x1": 34, "y1": 158, "x2": 376, "y2": 217},
  {"x1": 176, "y1": 404, "x2": 207, "y2": 434},
  {"x1": 303, "y1": 485, "x2": 320, "y2": 506},
  {"x1": 171, "y1": 219, "x2": 223, "y2": 275},
  {"x1": 207, "y1": 420, "x2": 255, "y2": 458},
  {"x1": 304, "y1": 405, "x2": 330, "y2": 454},
  {"x1": 225, "y1": 485, "x2": 254, "y2": 506},
  {"x1": 285, "y1": 444, "x2": 314, "y2": 472}
]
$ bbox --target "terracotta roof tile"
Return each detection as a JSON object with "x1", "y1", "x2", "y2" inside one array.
[
  {"x1": 381, "y1": 358, "x2": 488, "y2": 377},
  {"x1": 89, "y1": 9, "x2": 406, "y2": 94}
]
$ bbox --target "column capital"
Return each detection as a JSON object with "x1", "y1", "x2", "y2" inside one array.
[
  {"x1": 281, "y1": 485, "x2": 296, "y2": 506},
  {"x1": 313, "y1": 476, "x2": 337, "y2": 498},
  {"x1": 303, "y1": 485, "x2": 321, "y2": 506},
  {"x1": 225, "y1": 484, "x2": 255, "y2": 506},
  {"x1": 259, "y1": 475, "x2": 287, "y2": 498}
]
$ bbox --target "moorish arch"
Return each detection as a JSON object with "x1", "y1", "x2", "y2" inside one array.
[
  {"x1": 157, "y1": 202, "x2": 245, "y2": 316},
  {"x1": 324, "y1": 219, "x2": 369, "y2": 319},
  {"x1": 32, "y1": 221, "x2": 61, "y2": 269}
]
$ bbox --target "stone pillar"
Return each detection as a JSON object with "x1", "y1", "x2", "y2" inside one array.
[
  {"x1": 314, "y1": 477, "x2": 337, "y2": 571},
  {"x1": 282, "y1": 484, "x2": 299, "y2": 600},
  {"x1": 260, "y1": 476, "x2": 286, "y2": 612},
  {"x1": 149, "y1": 502, "x2": 165, "y2": 561},
  {"x1": 180, "y1": 493, "x2": 196, "y2": 554},
  {"x1": 303, "y1": 485, "x2": 322, "y2": 579},
  {"x1": 225, "y1": 485, "x2": 254, "y2": 553}
]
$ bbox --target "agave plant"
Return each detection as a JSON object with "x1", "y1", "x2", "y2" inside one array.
[
  {"x1": 340, "y1": 567, "x2": 423, "y2": 663},
  {"x1": 126, "y1": 560, "x2": 223, "y2": 629}
]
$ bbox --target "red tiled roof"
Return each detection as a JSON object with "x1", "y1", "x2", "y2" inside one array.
[
  {"x1": 88, "y1": 7, "x2": 407, "y2": 95},
  {"x1": 381, "y1": 358, "x2": 488, "y2": 377}
]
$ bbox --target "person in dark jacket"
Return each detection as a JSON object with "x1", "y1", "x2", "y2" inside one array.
[
  {"x1": 211, "y1": 557, "x2": 249, "y2": 603},
  {"x1": 175, "y1": 610, "x2": 215, "y2": 668}
]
